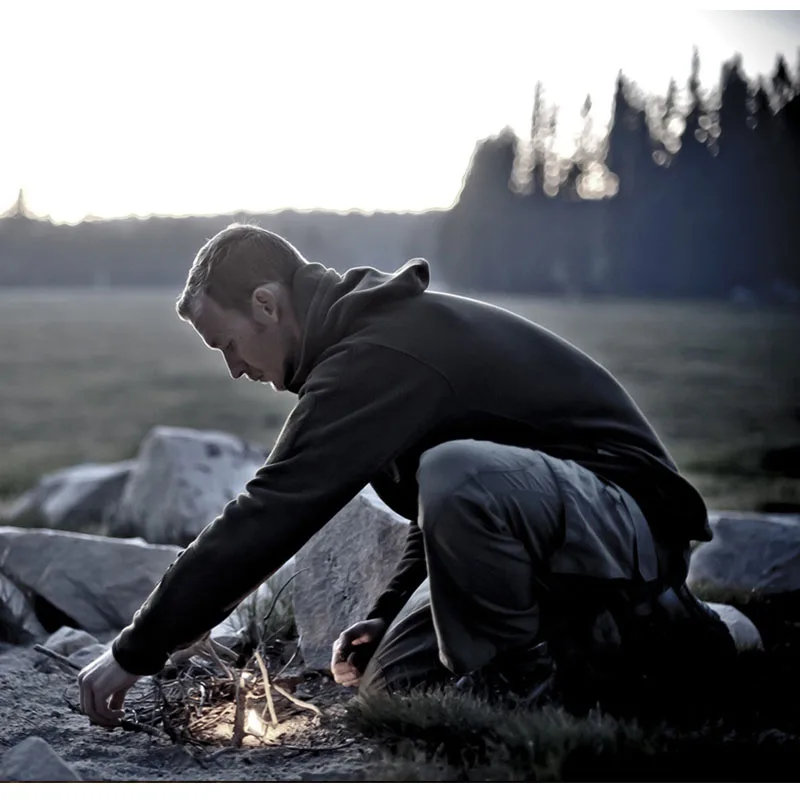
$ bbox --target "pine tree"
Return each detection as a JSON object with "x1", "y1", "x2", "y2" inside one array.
[
  {"x1": 772, "y1": 54, "x2": 800, "y2": 293},
  {"x1": 437, "y1": 129, "x2": 521, "y2": 291},
  {"x1": 714, "y1": 54, "x2": 755, "y2": 293}
]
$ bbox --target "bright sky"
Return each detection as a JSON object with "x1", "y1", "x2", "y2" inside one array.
[{"x1": 1, "y1": 2, "x2": 798, "y2": 223}]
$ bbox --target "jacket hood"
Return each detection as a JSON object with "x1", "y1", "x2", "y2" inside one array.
[{"x1": 284, "y1": 257, "x2": 431, "y2": 393}]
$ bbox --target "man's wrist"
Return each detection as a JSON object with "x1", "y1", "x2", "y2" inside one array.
[{"x1": 111, "y1": 630, "x2": 168, "y2": 677}]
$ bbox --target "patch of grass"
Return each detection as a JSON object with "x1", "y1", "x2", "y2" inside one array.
[
  {"x1": 347, "y1": 652, "x2": 800, "y2": 782},
  {"x1": 1, "y1": 291, "x2": 798, "y2": 512},
  {"x1": 347, "y1": 688, "x2": 654, "y2": 781},
  {"x1": 345, "y1": 585, "x2": 800, "y2": 782},
  {"x1": 0, "y1": 290, "x2": 295, "y2": 500},
  {"x1": 690, "y1": 582, "x2": 763, "y2": 608}
]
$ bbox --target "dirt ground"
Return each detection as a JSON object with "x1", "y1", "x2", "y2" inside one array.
[{"x1": 0, "y1": 643, "x2": 373, "y2": 782}]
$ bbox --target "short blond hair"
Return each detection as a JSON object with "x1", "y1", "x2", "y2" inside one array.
[{"x1": 176, "y1": 223, "x2": 308, "y2": 320}]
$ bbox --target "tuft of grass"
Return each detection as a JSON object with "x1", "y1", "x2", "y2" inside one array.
[
  {"x1": 347, "y1": 688, "x2": 653, "y2": 781},
  {"x1": 224, "y1": 569, "x2": 299, "y2": 654},
  {"x1": 345, "y1": 601, "x2": 800, "y2": 783},
  {"x1": 689, "y1": 581, "x2": 764, "y2": 608}
]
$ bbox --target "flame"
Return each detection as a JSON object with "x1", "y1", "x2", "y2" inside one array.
[{"x1": 245, "y1": 709, "x2": 267, "y2": 738}]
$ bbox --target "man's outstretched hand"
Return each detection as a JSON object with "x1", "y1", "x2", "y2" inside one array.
[
  {"x1": 77, "y1": 648, "x2": 140, "y2": 727},
  {"x1": 331, "y1": 618, "x2": 388, "y2": 688}
]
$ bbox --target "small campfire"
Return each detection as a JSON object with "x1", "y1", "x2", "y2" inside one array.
[
  {"x1": 46, "y1": 634, "x2": 356, "y2": 757},
  {"x1": 143, "y1": 645, "x2": 325, "y2": 749}
]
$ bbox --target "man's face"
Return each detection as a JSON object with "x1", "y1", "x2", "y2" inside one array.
[{"x1": 191, "y1": 291, "x2": 296, "y2": 391}]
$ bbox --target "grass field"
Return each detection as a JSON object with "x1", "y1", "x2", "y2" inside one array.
[{"x1": 1, "y1": 288, "x2": 798, "y2": 511}]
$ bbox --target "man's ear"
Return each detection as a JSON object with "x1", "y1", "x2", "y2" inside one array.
[{"x1": 251, "y1": 284, "x2": 279, "y2": 324}]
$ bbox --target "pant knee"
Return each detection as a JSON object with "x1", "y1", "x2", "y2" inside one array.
[{"x1": 417, "y1": 440, "x2": 484, "y2": 532}]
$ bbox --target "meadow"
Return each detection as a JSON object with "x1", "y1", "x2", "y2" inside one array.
[{"x1": 1, "y1": 288, "x2": 798, "y2": 512}]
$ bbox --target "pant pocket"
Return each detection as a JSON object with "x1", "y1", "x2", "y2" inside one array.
[{"x1": 545, "y1": 458, "x2": 657, "y2": 583}]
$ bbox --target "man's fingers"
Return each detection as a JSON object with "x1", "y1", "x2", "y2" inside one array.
[
  {"x1": 332, "y1": 663, "x2": 358, "y2": 680},
  {"x1": 332, "y1": 662, "x2": 360, "y2": 685},
  {"x1": 78, "y1": 669, "x2": 94, "y2": 719},
  {"x1": 331, "y1": 637, "x2": 347, "y2": 666},
  {"x1": 87, "y1": 683, "x2": 121, "y2": 727},
  {"x1": 332, "y1": 629, "x2": 373, "y2": 664},
  {"x1": 109, "y1": 690, "x2": 126, "y2": 712},
  {"x1": 91, "y1": 684, "x2": 124, "y2": 727},
  {"x1": 77, "y1": 663, "x2": 125, "y2": 726}
]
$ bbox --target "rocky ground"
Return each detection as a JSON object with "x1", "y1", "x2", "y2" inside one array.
[
  {"x1": 0, "y1": 643, "x2": 373, "y2": 782},
  {"x1": 2, "y1": 426, "x2": 800, "y2": 781},
  {"x1": 5, "y1": 599, "x2": 800, "y2": 782}
]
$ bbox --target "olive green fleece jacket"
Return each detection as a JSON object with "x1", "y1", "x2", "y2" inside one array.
[{"x1": 112, "y1": 258, "x2": 711, "y2": 675}]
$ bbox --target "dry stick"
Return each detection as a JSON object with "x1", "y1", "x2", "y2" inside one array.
[
  {"x1": 258, "y1": 568, "x2": 308, "y2": 639},
  {"x1": 153, "y1": 676, "x2": 183, "y2": 745},
  {"x1": 199, "y1": 638, "x2": 235, "y2": 680},
  {"x1": 277, "y1": 740, "x2": 354, "y2": 752},
  {"x1": 254, "y1": 650, "x2": 279, "y2": 728},
  {"x1": 231, "y1": 670, "x2": 248, "y2": 747},
  {"x1": 275, "y1": 637, "x2": 301, "y2": 680},
  {"x1": 270, "y1": 682, "x2": 322, "y2": 717},
  {"x1": 251, "y1": 736, "x2": 354, "y2": 753},
  {"x1": 33, "y1": 644, "x2": 82, "y2": 672}
]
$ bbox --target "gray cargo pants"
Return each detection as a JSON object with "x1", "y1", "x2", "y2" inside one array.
[{"x1": 359, "y1": 439, "x2": 677, "y2": 696}]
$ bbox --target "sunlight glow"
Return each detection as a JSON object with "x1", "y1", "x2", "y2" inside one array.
[{"x1": 1, "y1": 2, "x2": 797, "y2": 222}]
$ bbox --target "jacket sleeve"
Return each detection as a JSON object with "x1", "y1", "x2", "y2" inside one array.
[
  {"x1": 112, "y1": 342, "x2": 454, "y2": 675},
  {"x1": 365, "y1": 522, "x2": 426, "y2": 624}
]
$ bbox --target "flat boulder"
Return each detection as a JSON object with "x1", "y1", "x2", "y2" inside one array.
[
  {"x1": 3, "y1": 461, "x2": 134, "y2": 533},
  {"x1": 34, "y1": 627, "x2": 101, "y2": 672},
  {"x1": 0, "y1": 572, "x2": 46, "y2": 644},
  {"x1": 292, "y1": 486, "x2": 409, "y2": 670},
  {"x1": 105, "y1": 426, "x2": 268, "y2": 546},
  {"x1": 0, "y1": 527, "x2": 181, "y2": 633},
  {"x1": 688, "y1": 512, "x2": 800, "y2": 600},
  {"x1": 42, "y1": 626, "x2": 99, "y2": 656},
  {"x1": 1, "y1": 737, "x2": 81, "y2": 781}
]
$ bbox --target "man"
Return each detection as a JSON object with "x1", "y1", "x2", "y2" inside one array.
[{"x1": 78, "y1": 223, "x2": 728, "y2": 726}]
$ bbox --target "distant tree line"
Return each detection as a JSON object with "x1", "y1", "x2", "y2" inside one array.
[
  {"x1": 439, "y1": 50, "x2": 800, "y2": 300},
  {"x1": 1, "y1": 49, "x2": 798, "y2": 301},
  {"x1": 0, "y1": 205, "x2": 444, "y2": 289}
]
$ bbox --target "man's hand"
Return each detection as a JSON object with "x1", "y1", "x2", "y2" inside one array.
[
  {"x1": 77, "y1": 648, "x2": 140, "y2": 727},
  {"x1": 331, "y1": 618, "x2": 388, "y2": 688}
]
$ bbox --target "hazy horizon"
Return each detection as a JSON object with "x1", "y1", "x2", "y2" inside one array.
[{"x1": 3, "y1": 4, "x2": 799, "y2": 223}]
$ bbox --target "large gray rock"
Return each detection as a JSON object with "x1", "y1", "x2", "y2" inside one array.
[
  {"x1": 1, "y1": 736, "x2": 81, "y2": 781},
  {"x1": 3, "y1": 461, "x2": 134, "y2": 533},
  {"x1": 688, "y1": 512, "x2": 800, "y2": 599},
  {"x1": 292, "y1": 486, "x2": 409, "y2": 669},
  {"x1": 0, "y1": 572, "x2": 46, "y2": 644},
  {"x1": 105, "y1": 426, "x2": 267, "y2": 546},
  {"x1": 0, "y1": 527, "x2": 181, "y2": 632}
]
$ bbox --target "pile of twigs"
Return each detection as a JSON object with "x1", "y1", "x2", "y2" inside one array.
[
  {"x1": 46, "y1": 636, "x2": 332, "y2": 754},
  {"x1": 132, "y1": 643, "x2": 322, "y2": 749}
]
